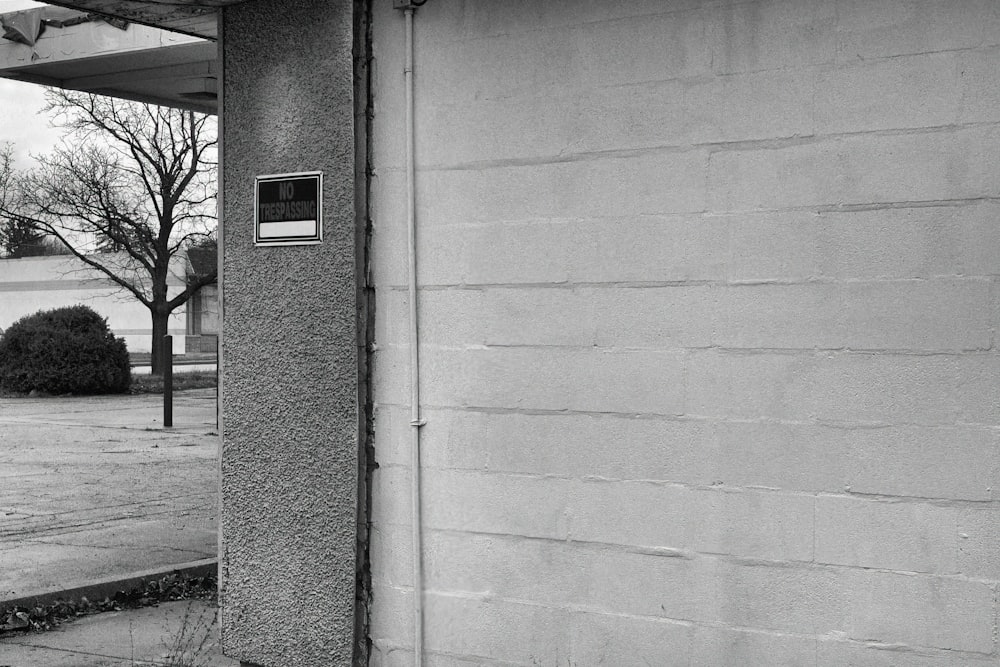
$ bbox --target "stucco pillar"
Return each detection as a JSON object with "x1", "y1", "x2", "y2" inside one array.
[{"x1": 218, "y1": 0, "x2": 359, "y2": 664}]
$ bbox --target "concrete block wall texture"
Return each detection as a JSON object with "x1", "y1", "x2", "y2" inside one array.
[{"x1": 369, "y1": 0, "x2": 1000, "y2": 665}]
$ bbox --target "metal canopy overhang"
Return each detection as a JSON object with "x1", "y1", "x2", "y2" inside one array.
[
  {"x1": 39, "y1": 0, "x2": 250, "y2": 40},
  {"x1": 0, "y1": 2, "x2": 249, "y2": 114}
]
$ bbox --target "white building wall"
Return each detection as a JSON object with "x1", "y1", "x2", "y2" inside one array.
[
  {"x1": 369, "y1": 1, "x2": 1000, "y2": 665},
  {"x1": 0, "y1": 255, "x2": 186, "y2": 354}
]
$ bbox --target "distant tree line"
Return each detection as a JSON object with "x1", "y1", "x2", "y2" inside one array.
[{"x1": 0, "y1": 215, "x2": 69, "y2": 258}]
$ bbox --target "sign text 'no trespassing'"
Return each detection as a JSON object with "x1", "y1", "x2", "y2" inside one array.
[{"x1": 254, "y1": 172, "x2": 323, "y2": 246}]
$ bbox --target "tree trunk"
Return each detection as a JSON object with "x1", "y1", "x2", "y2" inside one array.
[{"x1": 150, "y1": 308, "x2": 170, "y2": 376}]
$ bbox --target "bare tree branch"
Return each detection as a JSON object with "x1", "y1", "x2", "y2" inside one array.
[{"x1": 0, "y1": 91, "x2": 217, "y2": 374}]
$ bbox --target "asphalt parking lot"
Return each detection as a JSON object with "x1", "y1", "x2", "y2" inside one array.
[{"x1": 0, "y1": 389, "x2": 219, "y2": 601}]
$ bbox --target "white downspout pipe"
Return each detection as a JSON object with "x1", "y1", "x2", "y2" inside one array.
[{"x1": 403, "y1": 6, "x2": 426, "y2": 666}]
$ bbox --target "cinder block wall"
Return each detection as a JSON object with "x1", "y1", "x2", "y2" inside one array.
[{"x1": 369, "y1": 1, "x2": 1000, "y2": 664}]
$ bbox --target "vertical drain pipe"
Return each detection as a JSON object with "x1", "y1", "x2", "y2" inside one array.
[{"x1": 402, "y1": 5, "x2": 426, "y2": 666}]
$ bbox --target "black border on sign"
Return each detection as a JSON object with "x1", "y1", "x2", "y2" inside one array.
[{"x1": 254, "y1": 171, "x2": 324, "y2": 246}]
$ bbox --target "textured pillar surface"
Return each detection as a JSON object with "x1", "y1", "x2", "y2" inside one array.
[{"x1": 219, "y1": 1, "x2": 358, "y2": 664}]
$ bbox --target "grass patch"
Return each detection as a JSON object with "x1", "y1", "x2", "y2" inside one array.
[
  {"x1": 130, "y1": 370, "x2": 218, "y2": 394},
  {"x1": 0, "y1": 370, "x2": 217, "y2": 397}
]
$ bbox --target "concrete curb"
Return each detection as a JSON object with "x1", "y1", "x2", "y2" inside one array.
[{"x1": 0, "y1": 558, "x2": 217, "y2": 613}]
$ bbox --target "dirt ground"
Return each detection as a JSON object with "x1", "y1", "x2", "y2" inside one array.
[{"x1": 0, "y1": 389, "x2": 219, "y2": 600}]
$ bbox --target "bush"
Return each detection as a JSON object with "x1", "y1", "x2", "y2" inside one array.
[{"x1": 0, "y1": 305, "x2": 131, "y2": 394}]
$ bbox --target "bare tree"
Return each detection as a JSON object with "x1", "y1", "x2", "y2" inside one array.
[{"x1": 0, "y1": 91, "x2": 217, "y2": 374}]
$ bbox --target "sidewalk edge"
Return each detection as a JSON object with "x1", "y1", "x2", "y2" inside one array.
[{"x1": 0, "y1": 558, "x2": 217, "y2": 613}]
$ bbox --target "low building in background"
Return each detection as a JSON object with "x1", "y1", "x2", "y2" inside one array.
[
  {"x1": 183, "y1": 243, "x2": 219, "y2": 354},
  {"x1": 0, "y1": 252, "x2": 217, "y2": 356}
]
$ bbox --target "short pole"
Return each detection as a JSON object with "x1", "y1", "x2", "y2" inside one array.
[{"x1": 163, "y1": 335, "x2": 173, "y2": 428}]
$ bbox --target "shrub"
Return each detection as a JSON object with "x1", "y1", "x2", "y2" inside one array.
[{"x1": 0, "y1": 305, "x2": 131, "y2": 394}]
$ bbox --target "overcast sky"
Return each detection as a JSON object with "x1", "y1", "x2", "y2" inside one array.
[{"x1": 0, "y1": 0, "x2": 65, "y2": 167}]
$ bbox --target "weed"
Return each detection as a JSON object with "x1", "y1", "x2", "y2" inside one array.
[{"x1": 158, "y1": 601, "x2": 221, "y2": 667}]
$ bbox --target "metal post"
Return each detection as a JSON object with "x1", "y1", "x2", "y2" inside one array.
[{"x1": 163, "y1": 335, "x2": 173, "y2": 428}]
